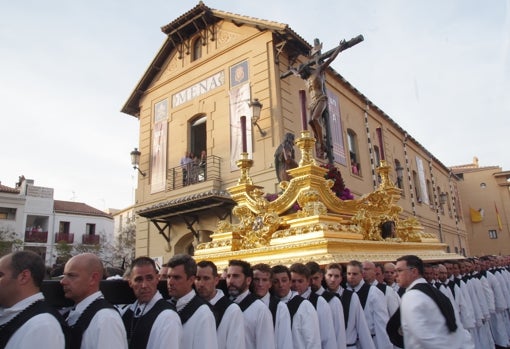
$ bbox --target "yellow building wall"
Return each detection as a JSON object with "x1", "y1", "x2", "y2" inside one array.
[{"x1": 130, "y1": 16, "x2": 469, "y2": 261}]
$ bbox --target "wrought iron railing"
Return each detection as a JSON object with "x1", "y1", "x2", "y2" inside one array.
[
  {"x1": 82, "y1": 234, "x2": 100, "y2": 245},
  {"x1": 167, "y1": 155, "x2": 221, "y2": 191},
  {"x1": 55, "y1": 232, "x2": 74, "y2": 243},
  {"x1": 24, "y1": 231, "x2": 48, "y2": 243}
]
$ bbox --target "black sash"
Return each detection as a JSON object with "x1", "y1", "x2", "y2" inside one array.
[
  {"x1": 386, "y1": 306, "x2": 404, "y2": 348},
  {"x1": 355, "y1": 283, "x2": 371, "y2": 309},
  {"x1": 375, "y1": 282, "x2": 387, "y2": 294},
  {"x1": 122, "y1": 299, "x2": 175, "y2": 349},
  {"x1": 307, "y1": 292, "x2": 319, "y2": 309},
  {"x1": 286, "y1": 296, "x2": 305, "y2": 327},
  {"x1": 412, "y1": 283, "x2": 457, "y2": 332},
  {"x1": 238, "y1": 293, "x2": 259, "y2": 312},
  {"x1": 70, "y1": 298, "x2": 117, "y2": 349},
  {"x1": 397, "y1": 287, "x2": 406, "y2": 297},
  {"x1": 178, "y1": 295, "x2": 211, "y2": 325},
  {"x1": 0, "y1": 300, "x2": 70, "y2": 349},
  {"x1": 212, "y1": 296, "x2": 233, "y2": 328},
  {"x1": 339, "y1": 289, "x2": 353, "y2": 329},
  {"x1": 268, "y1": 295, "x2": 280, "y2": 328},
  {"x1": 320, "y1": 290, "x2": 336, "y2": 302}
]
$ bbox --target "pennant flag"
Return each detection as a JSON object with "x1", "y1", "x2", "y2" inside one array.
[
  {"x1": 495, "y1": 203, "x2": 503, "y2": 231},
  {"x1": 470, "y1": 207, "x2": 483, "y2": 223}
]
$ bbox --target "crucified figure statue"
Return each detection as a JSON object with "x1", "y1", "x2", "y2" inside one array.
[
  {"x1": 291, "y1": 39, "x2": 343, "y2": 155},
  {"x1": 283, "y1": 35, "x2": 364, "y2": 162}
]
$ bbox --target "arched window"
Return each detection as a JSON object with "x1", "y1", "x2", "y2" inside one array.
[
  {"x1": 192, "y1": 37, "x2": 203, "y2": 61},
  {"x1": 347, "y1": 129, "x2": 361, "y2": 175}
]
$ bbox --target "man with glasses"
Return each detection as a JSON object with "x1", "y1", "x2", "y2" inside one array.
[{"x1": 395, "y1": 255, "x2": 473, "y2": 349}]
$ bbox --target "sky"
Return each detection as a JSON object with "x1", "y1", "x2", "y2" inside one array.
[{"x1": 1, "y1": 0, "x2": 509, "y2": 211}]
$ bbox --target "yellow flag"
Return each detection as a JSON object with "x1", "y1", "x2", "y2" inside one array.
[
  {"x1": 495, "y1": 203, "x2": 503, "y2": 231},
  {"x1": 470, "y1": 207, "x2": 483, "y2": 223}
]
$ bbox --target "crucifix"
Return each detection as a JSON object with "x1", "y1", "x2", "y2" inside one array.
[{"x1": 281, "y1": 34, "x2": 364, "y2": 163}]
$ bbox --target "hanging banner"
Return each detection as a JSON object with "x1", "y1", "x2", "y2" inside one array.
[
  {"x1": 151, "y1": 99, "x2": 168, "y2": 193},
  {"x1": 326, "y1": 90, "x2": 347, "y2": 166},
  {"x1": 229, "y1": 83, "x2": 252, "y2": 171},
  {"x1": 415, "y1": 156, "x2": 429, "y2": 205}
]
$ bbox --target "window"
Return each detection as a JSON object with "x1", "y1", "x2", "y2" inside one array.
[
  {"x1": 0, "y1": 207, "x2": 16, "y2": 220},
  {"x1": 59, "y1": 221, "x2": 70, "y2": 234},
  {"x1": 489, "y1": 230, "x2": 498, "y2": 239},
  {"x1": 426, "y1": 180, "x2": 434, "y2": 208},
  {"x1": 192, "y1": 37, "x2": 203, "y2": 61},
  {"x1": 373, "y1": 146, "x2": 380, "y2": 167},
  {"x1": 86, "y1": 223, "x2": 96, "y2": 235},
  {"x1": 412, "y1": 171, "x2": 421, "y2": 202},
  {"x1": 394, "y1": 160, "x2": 404, "y2": 191},
  {"x1": 347, "y1": 129, "x2": 361, "y2": 175}
]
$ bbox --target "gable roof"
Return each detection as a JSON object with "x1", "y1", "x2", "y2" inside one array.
[
  {"x1": 121, "y1": 1, "x2": 310, "y2": 117},
  {"x1": 54, "y1": 200, "x2": 112, "y2": 219},
  {"x1": 0, "y1": 182, "x2": 20, "y2": 194}
]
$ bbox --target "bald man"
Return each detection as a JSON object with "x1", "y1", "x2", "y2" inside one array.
[{"x1": 61, "y1": 253, "x2": 127, "y2": 349}]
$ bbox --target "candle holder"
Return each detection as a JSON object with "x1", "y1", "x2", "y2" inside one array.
[
  {"x1": 236, "y1": 152, "x2": 254, "y2": 185},
  {"x1": 295, "y1": 130, "x2": 317, "y2": 166}
]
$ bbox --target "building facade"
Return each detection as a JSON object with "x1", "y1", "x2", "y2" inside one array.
[
  {"x1": 452, "y1": 158, "x2": 510, "y2": 256},
  {"x1": 0, "y1": 177, "x2": 113, "y2": 265},
  {"x1": 122, "y1": 3, "x2": 469, "y2": 263}
]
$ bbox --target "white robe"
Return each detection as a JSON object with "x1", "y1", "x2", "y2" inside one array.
[
  {"x1": 401, "y1": 278, "x2": 474, "y2": 349},
  {"x1": 280, "y1": 290, "x2": 321, "y2": 349},
  {"x1": 66, "y1": 291, "x2": 128, "y2": 349},
  {"x1": 209, "y1": 289, "x2": 246, "y2": 349},
  {"x1": 233, "y1": 290, "x2": 275, "y2": 349},
  {"x1": 0, "y1": 293, "x2": 65, "y2": 349},
  {"x1": 175, "y1": 289, "x2": 218, "y2": 349},
  {"x1": 301, "y1": 287, "x2": 338, "y2": 349},
  {"x1": 332, "y1": 286, "x2": 375, "y2": 349},
  {"x1": 260, "y1": 292, "x2": 293, "y2": 349},
  {"x1": 123, "y1": 291, "x2": 182, "y2": 349},
  {"x1": 316, "y1": 286, "x2": 347, "y2": 349}
]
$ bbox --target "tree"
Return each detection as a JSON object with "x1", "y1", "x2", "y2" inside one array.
[
  {"x1": 0, "y1": 229, "x2": 23, "y2": 257},
  {"x1": 110, "y1": 223, "x2": 136, "y2": 270}
]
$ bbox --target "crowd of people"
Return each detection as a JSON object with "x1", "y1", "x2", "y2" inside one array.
[
  {"x1": 1, "y1": 250, "x2": 510, "y2": 349},
  {"x1": 180, "y1": 150, "x2": 207, "y2": 186}
]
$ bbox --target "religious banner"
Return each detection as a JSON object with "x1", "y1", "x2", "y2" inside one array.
[
  {"x1": 151, "y1": 99, "x2": 168, "y2": 193},
  {"x1": 230, "y1": 60, "x2": 249, "y2": 88},
  {"x1": 326, "y1": 90, "x2": 347, "y2": 166},
  {"x1": 229, "y1": 83, "x2": 252, "y2": 171},
  {"x1": 415, "y1": 156, "x2": 429, "y2": 205}
]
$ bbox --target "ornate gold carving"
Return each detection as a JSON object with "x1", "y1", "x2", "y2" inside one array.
[{"x1": 196, "y1": 133, "x2": 442, "y2": 260}]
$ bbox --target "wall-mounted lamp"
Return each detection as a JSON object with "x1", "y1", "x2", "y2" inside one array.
[
  {"x1": 130, "y1": 148, "x2": 146, "y2": 177},
  {"x1": 439, "y1": 192, "x2": 448, "y2": 205},
  {"x1": 250, "y1": 98, "x2": 266, "y2": 137}
]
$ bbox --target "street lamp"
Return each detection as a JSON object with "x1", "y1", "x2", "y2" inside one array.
[
  {"x1": 130, "y1": 148, "x2": 146, "y2": 177},
  {"x1": 250, "y1": 98, "x2": 266, "y2": 137}
]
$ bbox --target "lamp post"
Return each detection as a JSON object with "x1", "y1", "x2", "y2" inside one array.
[
  {"x1": 250, "y1": 98, "x2": 266, "y2": 137},
  {"x1": 130, "y1": 148, "x2": 146, "y2": 177}
]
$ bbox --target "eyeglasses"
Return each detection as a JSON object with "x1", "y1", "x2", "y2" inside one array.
[{"x1": 395, "y1": 267, "x2": 415, "y2": 273}]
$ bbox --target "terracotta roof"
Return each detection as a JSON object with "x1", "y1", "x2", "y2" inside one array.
[
  {"x1": 0, "y1": 182, "x2": 20, "y2": 194},
  {"x1": 121, "y1": 1, "x2": 309, "y2": 117},
  {"x1": 54, "y1": 200, "x2": 112, "y2": 219}
]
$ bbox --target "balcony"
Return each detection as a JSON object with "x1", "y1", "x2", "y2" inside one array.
[
  {"x1": 55, "y1": 233, "x2": 74, "y2": 244},
  {"x1": 82, "y1": 234, "x2": 100, "y2": 245},
  {"x1": 24, "y1": 231, "x2": 48, "y2": 243},
  {"x1": 167, "y1": 155, "x2": 221, "y2": 191}
]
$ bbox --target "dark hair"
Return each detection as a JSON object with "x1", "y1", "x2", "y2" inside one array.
[
  {"x1": 289, "y1": 263, "x2": 311, "y2": 279},
  {"x1": 396, "y1": 255, "x2": 424, "y2": 275},
  {"x1": 168, "y1": 254, "x2": 197, "y2": 278},
  {"x1": 252, "y1": 263, "x2": 273, "y2": 276},
  {"x1": 305, "y1": 261, "x2": 322, "y2": 275},
  {"x1": 130, "y1": 256, "x2": 157, "y2": 275},
  {"x1": 228, "y1": 260, "x2": 252, "y2": 278},
  {"x1": 197, "y1": 260, "x2": 218, "y2": 277},
  {"x1": 10, "y1": 251, "x2": 46, "y2": 288},
  {"x1": 346, "y1": 260, "x2": 363, "y2": 271},
  {"x1": 272, "y1": 264, "x2": 290, "y2": 278},
  {"x1": 325, "y1": 263, "x2": 343, "y2": 273}
]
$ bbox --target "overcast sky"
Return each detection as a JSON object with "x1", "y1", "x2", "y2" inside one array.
[{"x1": 1, "y1": 0, "x2": 509, "y2": 211}]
